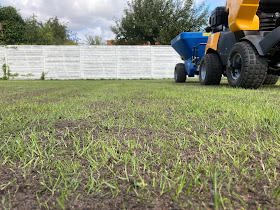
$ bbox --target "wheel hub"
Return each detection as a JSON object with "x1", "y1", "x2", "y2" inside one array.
[
  {"x1": 229, "y1": 53, "x2": 242, "y2": 80},
  {"x1": 174, "y1": 70, "x2": 178, "y2": 80},
  {"x1": 200, "y1": 62, "x2": 206, "y2": 81}
]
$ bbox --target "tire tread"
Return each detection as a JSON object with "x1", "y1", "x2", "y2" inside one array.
[
  {"x1": 227, "y1": 42, "x2": 267, "y2": 89},
  {"x1": 263, "y1": 74, "x2": 278, "y2": 85},
  {"x1": 174, "y1": 63, "x2": 186, "y2": 83},
  {"x1": 199, "y1": 53, "x2": 222, "y2": 85}
]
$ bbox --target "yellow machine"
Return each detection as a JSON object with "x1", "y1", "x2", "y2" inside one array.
[
  {"x1": 201, "y1": 0, "x2": 280, "y2": 88},
  {"x1": 226, "y1": 0, "x2": 260, "y2": 32}
]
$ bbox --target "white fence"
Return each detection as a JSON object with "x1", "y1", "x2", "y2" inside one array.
[{"x1": 0, "y1": 45, "x2": 182, "y2": 80}]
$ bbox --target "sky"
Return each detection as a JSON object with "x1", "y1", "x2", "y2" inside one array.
[{"x1": 1, "y1": 0, "x2": 227, "y2": 44}]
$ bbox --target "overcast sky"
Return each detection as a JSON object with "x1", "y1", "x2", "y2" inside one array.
[{"x1": 1, "y1": 0, "x2": 227, "y2": 44}]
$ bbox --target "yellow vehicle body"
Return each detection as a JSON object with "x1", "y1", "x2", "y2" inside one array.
[
  {"x1": 173, "y1": 0, "x2": 280, "y2": 88},
  {"x1": 205, "y1": 33, "x2": 220, "y2": 53},
  {"x1": 226, "y1": 0, "x2": 260, "y2": 32},
  {"x1": 206, "y1": 0, "x2": 262, "y2": 52}
]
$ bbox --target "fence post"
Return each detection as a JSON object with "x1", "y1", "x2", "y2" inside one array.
[
  {"x1": 43, "y1": 46, "x2": 46, "y2": 79},
  {"x1": 80, "y1": 46, "x2": 82, "y2": 79},
  {"x1": 150, "y1": 46, "x2": 153, "y2": 79},
  {"x1": 116, "y1": 46, "x2": 119, "y2": 80},
  {"x1": 4, "y1": 46, "x2": 7, "y2": 70}
]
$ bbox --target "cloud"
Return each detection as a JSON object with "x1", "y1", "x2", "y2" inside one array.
[
  {"x1": 1, "y1": 0, "x2": 130, "y2": 42},
  {"x1": 1, "y1": 0, "x2": 227, "y2": 44}
]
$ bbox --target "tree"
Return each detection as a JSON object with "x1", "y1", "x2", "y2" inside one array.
[
  {"x1": 85, "y1": 35, "x2": 105, "y2": 45},
  {"x1": 111, "y1": 0, "x2": 209, "y2": 45},
  {"x1": 0, "y1": 5, "x2": 77, "y2": 45},
  {"x1": 0, "y1": 6, "x2": 26, "y2": 44},
  {"x1": 46, "y1": 17, "x2": 71, "y2": 45},
  {"x1": 24, "y1": 15, "x2": 78, "y2": 45},
  {"x1": 23, "y1": 14, "x2": 42, "y2": 44}
]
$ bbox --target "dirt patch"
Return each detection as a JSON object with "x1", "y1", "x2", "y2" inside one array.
[
  {"x1": 1, "y1": 80, "x2": 280, "y2": 209},
  {"x1": 2, "y1": 117, "x2": 279, "y2": 209}
]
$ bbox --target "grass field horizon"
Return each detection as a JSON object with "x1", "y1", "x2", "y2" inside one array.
[{"x1": 1, "y1": 79, "x2": 280, "y2": 209}]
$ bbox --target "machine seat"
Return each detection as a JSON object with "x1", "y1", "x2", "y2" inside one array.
[{"x1": 259, "y1": 0, "x2": 280, "y2": 12}]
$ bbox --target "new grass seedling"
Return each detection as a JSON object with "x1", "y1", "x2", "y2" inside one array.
[{"x1": 1, "y1": 79, "x2": 280, "y2": 209}]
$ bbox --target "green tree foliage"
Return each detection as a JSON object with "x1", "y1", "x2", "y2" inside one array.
[
  {"x1": 0, "y1": 6, "x2": 26, "y2": 44},
  {"x1": 23, "y1": 15, "x2": 42, "y2": 44},
  {"x1": 24, "y1": 15, "x2": 77, "y2": 45},
  {"x1": 85, "y1": 35, "x2": 105, "y2": 45},
  {"x1": 0, "y1": 5, "x2": 77, "y2": 45},
  {"x1": 46, "y1": 17, "x2": 74, "y2": 45},
  {"x1": 111, "y1": 0, "x2": 209, "y2": 45}
]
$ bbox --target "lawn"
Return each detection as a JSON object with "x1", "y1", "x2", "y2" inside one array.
[{"x1": 0, "y1": 79, "x2": 280, "y2": 209}]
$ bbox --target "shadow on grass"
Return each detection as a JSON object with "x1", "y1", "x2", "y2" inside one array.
[
  {"x1": 172, "y1": 80, "x2": 280, "y2": 89},
  {"x1": 173, "y1": 80, "x2": 229, "y2": 87},
  {"x1": 260, "y1": 84, "x2": 280, "y2": 89}
]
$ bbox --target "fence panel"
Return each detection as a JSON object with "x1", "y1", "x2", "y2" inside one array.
[
  {"x1": 45, "y1": 46, "x2": 81, "y2": 80},
  {"x1": 151, "y1": 46, "x2": 181, "y2": 79},
  {"x1": 0, "y1": 45, "x2": 182, "y2": 80},
  {"x1": 117, "y1": 46, "x2": 152, "y2": 79},
  {"x1": 81, "y1": 46, "x2": 117, "y2": 79},
  {"x1": 5, "y1": 46, "x2": 44, "y2": 79}
]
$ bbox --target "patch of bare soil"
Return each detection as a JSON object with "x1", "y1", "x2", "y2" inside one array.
[{"x1": 1, "y1": 115, "x2": 279, "y2": 209}]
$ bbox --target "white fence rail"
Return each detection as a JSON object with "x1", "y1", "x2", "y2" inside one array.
[{"x1": 0, "y1": 45, "x2": 182, "y2": 80}]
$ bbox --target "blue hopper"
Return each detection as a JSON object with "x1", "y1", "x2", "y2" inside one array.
[{"x1": 171, "y1": 32, "x2": 211, "y2": 77}]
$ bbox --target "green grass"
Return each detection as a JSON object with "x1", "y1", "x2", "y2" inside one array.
[{"x1": 0, "y1": 79, "x2": 280, "y2": 209}]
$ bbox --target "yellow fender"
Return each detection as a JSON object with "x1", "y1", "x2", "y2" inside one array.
[
  {"x1": 205, "y1": 33, "x2": 221, "y2": 53},
  {"x1": 226, "y1": 0, "x2": 260, "y2": 32}
]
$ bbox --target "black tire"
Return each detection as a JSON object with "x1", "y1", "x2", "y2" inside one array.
[
  {"x1": 174, "y1": 63, "x2": 186, "y2": 83},
  {"x1": 263, "y1": 73, "x2": 278, "y2": 85},
  {"x1": 226, "y1": 41, "x2": 267, "y2": 89},
  {"x1": 199, "y1": 53, "x2": 223, "y2": 85}
]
